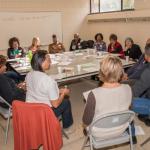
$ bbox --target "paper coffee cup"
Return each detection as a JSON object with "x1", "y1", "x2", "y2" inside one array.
[
  {"x1": 77, "y1": 65, "x2": 81, "y2": 72},
  {"x1": 58, "y1": 67, "x2": 62, "y2": 74},
  {"x1": 126, "y1": 56, "x2": 129, "y2": 62}
]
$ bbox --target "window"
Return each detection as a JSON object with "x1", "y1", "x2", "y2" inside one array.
[
  {"x1": 90, "y1": 0, "x2": 134, "y2": 14},
  {"x1": 90, "y1": 0, "x2": 99, "y2": 13},
  {"x1": 123, "y1": 0, "x2": 134, "y2": 10}
]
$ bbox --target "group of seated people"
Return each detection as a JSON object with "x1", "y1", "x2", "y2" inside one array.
[
  {"x1": 70, "y1": 33, "x2": 142, "y2": 61},
  {"x1": 1, "y1": 34, "x2": 150, "y2": 146},
  {"x1": 6, "y1": 32, "x2": 142, "y2": 62}
]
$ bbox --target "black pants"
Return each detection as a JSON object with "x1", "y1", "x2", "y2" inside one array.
[{"x1": 52, "y1": 98, "x2": 73, "y2": 128}]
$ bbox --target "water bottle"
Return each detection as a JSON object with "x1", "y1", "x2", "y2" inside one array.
[{"x1": 78, "y1": 43, "x2": 81, "y2": 49}]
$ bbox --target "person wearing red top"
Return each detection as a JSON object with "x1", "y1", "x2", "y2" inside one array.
[{"x1": 108, "y1": 34, "x2": 124, "y2": 58}]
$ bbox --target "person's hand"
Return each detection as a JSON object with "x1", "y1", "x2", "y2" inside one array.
[
  {"x1": 122, "y1": 73, "x2": 128, "y2": 81},
  {"x1": 58, "y1": 44, "x2": 62, "y2": 50},
  {"x1": 52, "y1": 45, "x2": 57, "y2": 50},
  {"x1": 124, "y1": 47, "x2": 128, "y2": 51},
  {"x1": 59, "y1": 88, "x2": 70, "y2": 96},
  {"x1": 15, "y1": 54, "x2": 20, "y2": 58},
  {"x1": 17, "y1": 82, "x2": 26, "y2": 91}
]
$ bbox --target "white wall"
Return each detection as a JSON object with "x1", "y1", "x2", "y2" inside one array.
[
  {"x1": 0, "y1": 0, "x2": 89, "y2": 55},
  {"x1": 86, "y1": 0, "x2": 150, "y2": 51}
]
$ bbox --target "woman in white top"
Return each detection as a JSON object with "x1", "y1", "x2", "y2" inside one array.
[
  {"x1": 26, "y1": 50, "x2": 73, "y2": 129},
  {"x1": 82, "y1": 56, "x2": 136, "y2": 141}
]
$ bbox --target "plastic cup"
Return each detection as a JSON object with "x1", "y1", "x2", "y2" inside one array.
[
  {"x1": 57, "y1": 67, "x2": 63, "y2": 74},
  {"x1": 126, "y1": 56, "x2": 129, "y2": 62},
  {"x1": 77, "y1": 65, "x2": 81, "y2": 72}
]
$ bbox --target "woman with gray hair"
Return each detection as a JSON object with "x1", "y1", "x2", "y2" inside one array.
[{"x1": 124, "y1": 37, "x2": 142, "y2": 61}]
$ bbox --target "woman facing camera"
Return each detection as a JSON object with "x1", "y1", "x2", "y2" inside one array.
[
  {"x1": 7, "y1": 37, "x2": 24, "y2": 59},
  {"x1": 48, "y1": 34, "x2": 65, "y2": 54},
  {"x1": 93, "y1": 33, "x2": 106, "y2": 51},
  {"x1": 108, "y1": 34, "x2": 124, "y2": 57},
  {"x1": 82, "y1": 56, "x2": 135, "y2": 139},
  {"x1": 70, "y1": 33, "x2": 82, "y2": 51},
  {"x1": 26, "y1": 50, "x2": 73, "y2": 131},
  {"x1": 28, "y1": 37, "x2": 40, "y2": 54},
  {"x1": 124, "y1": 37, "x2": 142, "y2": 61}
]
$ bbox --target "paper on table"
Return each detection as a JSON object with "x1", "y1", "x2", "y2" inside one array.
[
  {"x1": 75, "y1": 53, "x2": 83, "y2": 56},
  {"x1": 82, "y1": 67, "x2": 97, "y2": 72},
  {"x1": 51, "y1": 73, "x2": 66, "y2": 80},
  {"x1": 7, "y1": 58, "x2": 20, "y2": 62},
  {"x1": 95, "y1": 55, "x2": 106, "y2": 59},
  {"x1": 49, "y1": 54, "x2": 56, "y2": 59},
  {"x1": 58, "y1": 61, "x2": 72, "y2": 66},
  {"x1": 135, "y1": 125, "x2": 145, "y2": 136},
  {"x1": 16, "y1": 66, "x2": 31, "y2": 71},
  {"x1": 64, "y1": 67, "x2": 74, "y2": 71},
  {"x1": 51, "y1": 60, "x2": 59, "y2": 65},
  {"x1": 81, "y1": 63, "x2": 96, "y2": 68}
]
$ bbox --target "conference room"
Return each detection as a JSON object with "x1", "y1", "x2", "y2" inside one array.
[{"x1": 0, "y1": 0, "x2": 150, "y2": 150}]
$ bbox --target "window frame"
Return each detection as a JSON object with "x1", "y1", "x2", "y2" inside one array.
[{"x1": 90, "y1": 0, "x2": 134, "y2": 14}]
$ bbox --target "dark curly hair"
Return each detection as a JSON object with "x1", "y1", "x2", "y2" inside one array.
[
  {"x1": 95, "y1": 33, "x2": 103, "y2": 41},
  {"x1": 8, "y1": 37, "x2": 20, "y2": 48}
]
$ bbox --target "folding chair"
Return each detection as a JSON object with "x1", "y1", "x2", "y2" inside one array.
[
  {"x1": 81, "y1": 111, "x2": 135, "y2": 150},
  {"x1": 59, "y1": 116, "x2": 69, "y2": 139},
  {"x1": 0, "y1": 96, "x2": 12, "y2": 144}
]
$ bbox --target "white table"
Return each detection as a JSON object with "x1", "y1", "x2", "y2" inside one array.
[{"x1": 8, "y1": 49, "x2": 135, "y2": 83}]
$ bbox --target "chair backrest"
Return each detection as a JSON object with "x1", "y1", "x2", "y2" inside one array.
[
  {"x1": 80, "y1": 41, "x2": 88, "y2": 49},
  {"x1": 12, "y1": 100, "x2": 62, "y2": 150},
  {"x1": 0, "y1": 96, "x2": 11, "y2": 108},
  {"x1": 89, "y1": 111, "x2": 135, "y2": 133},
  {"x1": 0, "y1": 96, "x2": 12, "y2": 119},
  {"x1": 87, "y1": 40, "x2": 94, "y2": 48}
]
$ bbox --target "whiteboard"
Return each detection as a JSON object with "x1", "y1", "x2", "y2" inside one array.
[{"x1": 0, "y1": 12, "x2": 62, "y2": 50}]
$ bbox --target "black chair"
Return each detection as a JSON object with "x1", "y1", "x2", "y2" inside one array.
[
  {"x1": 87, "y1": 40, "x2": 94, "y2": 49},
  {"x1": 80, "y1": 41, "x2": 88, "y2": 49}
]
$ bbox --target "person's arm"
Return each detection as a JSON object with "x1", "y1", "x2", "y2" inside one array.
[
  {"x1": 70, "y1": 40, "x2": 73, "y2": 51},
  {"x1": 132, "y1": 67, "x2": 150, "y2": 97},
  {"x1": 47, "y1": 79, "x2": 69, "y2": 108},
  {"x1": 51, "y1": 88, "x2": 69, "y2": 108},
  {"x1": 112, "y1": 44, "x2": 123, "y2": 54},
  {"x1": 7, "y1": 48, "x2": 14, "y2": 59},
  {"x1": 107, "y1": 44, "x2": 111, "y2": 53},
  {"x1": 124, "y1": 48, "x2": 130, "y2": 56},
  {"x1": 82, "y1": 91, "x2": 96, "y2": 126},
  {"x1": 102, "y1": 42, "x2": 107, "y2": 51},
  {"x1": 126, "y1": 54, "x2": 144, "y2": 76},
  {"x1": 20, "y1": 47, "x2": 25, "y2": 57},
  {"x1": 48, "y1": 44, "x2": 55, "y2": 54},
  {"x1": 136, "y1": 45, "x2": 142, "y2": 60},
  {"x1": 0, "y1": 76, "x2": 16, "y2": 104},
  {"x1": 61, "y1": 43, "x2": 65, "y2": 52}
]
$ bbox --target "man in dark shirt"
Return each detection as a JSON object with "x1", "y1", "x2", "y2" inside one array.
[
  {"x1": 70, "y1": 33, "x2": 82, "y2": 51},
  {"x1": 132, "y1": 44, "x2": 150, "y2": 126},
  {"x1": 126, "y1": 54, "x2": 146, "y2": 80},
  {"x1": 0, "y1": 55, "x2": 25, "y2": 108}
]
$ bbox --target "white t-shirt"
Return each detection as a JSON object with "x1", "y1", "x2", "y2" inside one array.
[{"x1": 26, "y1": 71, "x2": 59, "y2": 107}]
